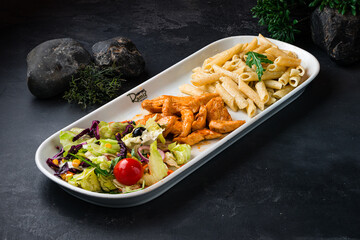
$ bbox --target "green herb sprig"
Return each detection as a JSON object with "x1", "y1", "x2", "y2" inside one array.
[
  {"x1": 63, "y1": 63, "x2": 125, "y2": 109},
  {"x1": 245, "y1": 52, "x2": 273, "y2": 81}
]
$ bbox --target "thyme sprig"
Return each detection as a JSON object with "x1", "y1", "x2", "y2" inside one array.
[{"x1": 63, "y1": 63, "x2": 125, "y2": 109}]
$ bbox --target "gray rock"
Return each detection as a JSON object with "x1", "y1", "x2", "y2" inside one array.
[
  {"x1": 92, "y1": 37, "x2": 145, "y2": 77},
  {"x1": 27, "y1": 38, "x2": 91, "y2": 98},
  {"x1": 311, "y1": 7, "x2": 360, "y2": 65}
]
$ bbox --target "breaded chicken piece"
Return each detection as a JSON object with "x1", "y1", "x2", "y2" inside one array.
[
  {"x1": 209, "y1": 120, "x2": 245, "y2": 133},
  {"x1": 174, "y1": 129, "x2": 222, "y2": 146}
]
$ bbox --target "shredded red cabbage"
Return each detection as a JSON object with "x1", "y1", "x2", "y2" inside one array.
[
  {"x1": 64, "y1": 143, "x2": 86, "y2": 160},
  {"x1": 72, "y1": 120, "x2": 100, "y2": 142},
  {"x1": 116, "y1": 133, "x2": 127, "y2": 159},
  {"x1": 121, "y1": 123, "x2": 134, "y2": 137},
  {"x1": 54, "y1": 162, "x2": 82, "y2": 177},
  {"x1": 46, "y1": 148, "x2": 65, "y2": 169}
]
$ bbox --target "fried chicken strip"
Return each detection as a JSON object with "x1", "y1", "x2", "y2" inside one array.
[
  {"x1": 174, "y1": 129, "x2": 222, "y2": 146},
  {"x1": 209, "y1": 120, "x2": 246, "y2": 133},
  {"x1": 192, "y1": 105, "x2": 207, "y2": 131},
  {"x1": 205, "y1": 97, "x2": 232, "y2": 122}
]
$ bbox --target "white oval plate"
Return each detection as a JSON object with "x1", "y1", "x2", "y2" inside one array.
[{"x1": 35, "y1": 36, "x2": 320, "y2": 207}]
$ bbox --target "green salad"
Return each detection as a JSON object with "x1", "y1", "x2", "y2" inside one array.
[{"x1": 46, "y1": 116, "x2": 191, "y2": 194}]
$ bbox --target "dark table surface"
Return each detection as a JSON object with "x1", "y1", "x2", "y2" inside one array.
[{"x1": 1, "y1": 0, "x2": 360, "y2": 239}]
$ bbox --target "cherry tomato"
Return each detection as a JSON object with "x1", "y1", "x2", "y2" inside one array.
[{"x1": 113, "y1": 158, "x2": 143, "y2": 186}]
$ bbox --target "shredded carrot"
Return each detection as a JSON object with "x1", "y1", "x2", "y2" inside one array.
[
  {"x1": 142, "y1": 164, "x2": 148, "y2": 170},
  {"x1": 108, "y1": 121, "x2": 114, "y2": 124},
  {"x1": 167, "y1": 169, "x2": 174, "y2": 175},
  {"x1": 147, "y1": 154, "x2": 150, "y2": 158}
]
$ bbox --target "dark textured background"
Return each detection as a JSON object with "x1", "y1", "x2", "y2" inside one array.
[{"x1": 1, "y1": 0, "x2": 360, "y2": 239}]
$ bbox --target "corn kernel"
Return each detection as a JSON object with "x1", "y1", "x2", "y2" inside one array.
[
  {"x1": 65, "y1": 173, "x2": 73, "y2": 181},
  {"x1": 60, "y1": 173, "x2": 66, "y2": 180},
  {"x1": 52, "y1": 159, "x2": 59, "y2": 165},
  {"x1": 105, "y1": 143, "x2": 112, "y2": 149},
  {"x1": 72, "y1": 159, "x2": 81, "y2": 168}
]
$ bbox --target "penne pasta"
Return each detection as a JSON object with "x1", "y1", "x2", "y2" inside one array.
[
  {"x1": 186, "y1": 34, "x2": 306, "y2": 118},
  {"x1": 274, "y1": 56, "x2": 301, "y2": 67},
  {"x1": 263, "y1": 80, "x2": 283, "y2": 90},
  {"x1": 179, "y1": 84, "x2": 205, "y2": 96},
  {"x1": 273, "y1": 85, "x2": 294, "y2": 99},
  {"x1": 255, "y1": 81, "x2": 269, "y2": 103},
  {"x1": 238, "y1": 79, "x2": 264, "y2": 110},
  {"x1": 266, "y1": 64, "x2": 287, "y2": 72},
  {"x1": 265, "y1": 46, "x2": 288, "y2": 58},
  {"x1": 220, "y1": 76, "x2": 248, "y2": 109},
  {"x1": 296, "y1": 65, "x2": 305, "y2": 76},
  {"x1": 246, "y1": 98, "x2": 256, "y2": 118},
  {"x1": 191, "y1": 72, "x2": 221, "y2": 86},
  {"x1": 278, "y1": 68, "x2": 292, "y2": 86},
  {"x1": 240, "y1": 71, "x2": 284, "y2": 82},
  {"x1": 204, "y1": 44, "x2": 243, "y2": 70},
  {"x1": 215, "y1": 82, "x2": 238, "y2": 111},
  {"x1": 265, "y1": 96, "x2": 276, "y2": 106}
]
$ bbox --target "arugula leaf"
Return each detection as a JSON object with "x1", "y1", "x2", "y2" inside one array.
[{"x1": 245, "y1": 52, "x2": 273, "y2": 81}]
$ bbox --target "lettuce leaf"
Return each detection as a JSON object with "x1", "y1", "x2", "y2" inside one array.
[
  {"x1": 143, "y1": 141, "x2": 168, "y2": 186},
  {"x1": 68, "y1": 168, "x2": 101, "y2": 192},
  {"x1": 168, "y1": 142, "x2": 191, "y2": 165}
]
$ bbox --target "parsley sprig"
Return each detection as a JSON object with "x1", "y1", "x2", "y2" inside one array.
[{"x1": 245, "y1": 52, "x2": 273, "y2": 81}]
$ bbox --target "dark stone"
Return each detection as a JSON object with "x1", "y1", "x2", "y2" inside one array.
[
  {"x1": 92, "y1": 37, "x2": 145, "y2": 78},
  {"x1": 27, "y1": 38, "x2": 91, "y2": 98},
  {"x1": 311, "y1": 7, "x2": 360, "y2": 65}
]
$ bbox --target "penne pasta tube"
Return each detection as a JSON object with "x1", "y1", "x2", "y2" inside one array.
[
  {"x1": 253, "y1": 43, "x2": 271, "y2": 54},
  {"x1": 258, "y1": 34, "x2": 276, "y2": 47},
  {"x1": 273, "y1": 85, "x2": 294, "y2": 99},
  {"x1": 239, "y1": 71, "x2": 258, "y2": 81},
  {"x1": 263, "y1": 80, "x2": 283, "y2": 90},
  {"x1": 283, "y1": 50, "x2": 297, "y2": 58},
  {"x1": 265, "y1": 96, "x2": 276, "y2": 106},
  {"x1": 278, "y1": 68, "x2": 292, "y2": 86},
  {"x1": 265, "y1": 46, "x2": 288, "y2": 58},
  {"x1": 179, "y1": 84, "x2": 205, "y2": 96},
  {"x1": 220, "y1": 76, "x2": 248, "y2": 109},
  {"x1": 246, "y1": 98, "x2": 256, "y2": 118},
  {"x1": 262, "y1": 53, "x2": 276, "y2": 62},
  {"x1": 266, "y1": 64, "x2": 287, "y2": 72},
  {"x1": 238, "y1": 79, "x2": 264, "y2": 110},
  {"x1": 267, "y1": 88, "x2": 275, "y2": 96},
  {"x1": 215, "y1": 82, "x2": 238, "y2": 111},
  {"x1": 204, "y1": 44, "x2": 243, "y2": 70},
  {"x1": 255, "y1": 81, "x2": 270, "y2": 103},
  {"x1": 212, "y1": 64, "x2": 240, "y2": 84},
  {"x1": 296, "y1": 65, "x2": 305, "y2": 76},
  {"x1": 290, "y1": 68, "x2": 300, "y2": 77},
  {"x1": 198, "y1": 83, "x2": 217, "y2": 93},
  {"x1": 239, "y1": 71, "x2": 284, "y2": 82},
  {"x1": 274, "y1": 56, "x2": 301, "y2": 67},
  {"x1": 191, "y1": 72, "x2": 221, "y2": 86},
  {"x1": 289, "y1": 75, "x2": 301, "y2": 87},
  {"x1": 192, "y1": 67, "x2": 202, "y2": 73},
  {"x1": 242, "y1": 38, "x2": 258, "y2": 54}
]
